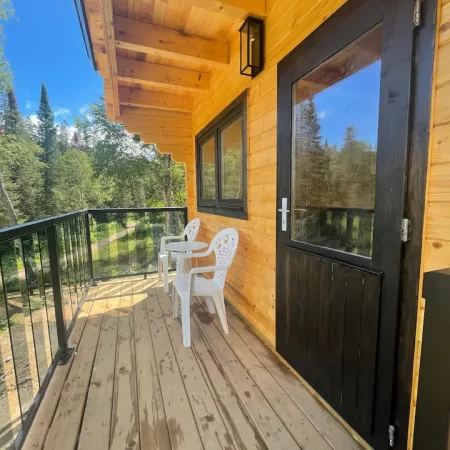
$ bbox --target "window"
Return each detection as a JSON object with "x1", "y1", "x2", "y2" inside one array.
[
  {"x1": 196, "y1": 91, "x2": 247, "y2": 219},
  {"x1": 291, "y1": 25, "x2": 381, "y2": 257}
]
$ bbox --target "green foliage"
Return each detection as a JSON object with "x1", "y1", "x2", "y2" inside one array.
[
  {"x1": 4, "y1": 89, "x2": 21, "y2": 134},
  {"x1": 52, "y1": 149, "x2": 110, "y2": 212},
  {"x1": 0, "y1": 135, "x2": 45, "y2": 227}
]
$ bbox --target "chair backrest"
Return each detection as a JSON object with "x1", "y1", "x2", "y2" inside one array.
[
  {"x1": 184, "y1": 218, "x2": 200, "y2": 242},
  {"x1": 211, "y1": 228, "x2": 239, "y2": 288}
]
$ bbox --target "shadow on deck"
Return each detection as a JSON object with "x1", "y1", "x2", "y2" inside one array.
[{"x1": 22, "y1": 276, "x2": 363, "y2": 450}]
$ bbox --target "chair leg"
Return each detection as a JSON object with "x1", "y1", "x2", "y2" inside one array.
[
  {"x1": 181, "y1": 294, "x2": 191, "y2": 347},
  {"x1": 205, "y1": 296, "x2": 216, "y2": 314},
  {"x1": 162, "y1": 258, "x2": 169, "y2": 293},
  {"x1": 158, "y1": 255, "x2": 162, "y2": 281},
  {"x1": 173, "y1": 290, "x2": 179, "y2": 319},
  {"x1": 213, "y1": 290, "x2": 229, "y2": 334}
]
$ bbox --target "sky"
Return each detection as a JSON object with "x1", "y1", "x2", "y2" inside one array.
[
  {"x1": 4, "y1": 0, "x2": 103, "y2": 125},
  {"x1": 311, "y1": 61, "x2": 381, "y2": 149}
]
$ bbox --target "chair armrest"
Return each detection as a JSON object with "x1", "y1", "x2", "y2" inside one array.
[
  {"x1": 189, "y1": 265, "x2": 227, "y2": 275},
  {"x1": 179, "y1": 248, "x2": 213, "y2": 261}
]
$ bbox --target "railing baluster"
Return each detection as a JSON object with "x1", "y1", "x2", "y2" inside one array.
[
  {"x1": 85, "y1": 213, "x2": 94, "y2": 281},
  {"x1": 46, "y1": 225, "x2": 72, "y2": 365}
]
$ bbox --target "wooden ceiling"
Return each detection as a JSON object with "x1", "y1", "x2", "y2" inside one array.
[{"x1": 83, "y1": 0, "x2": 266, "y2": 161}]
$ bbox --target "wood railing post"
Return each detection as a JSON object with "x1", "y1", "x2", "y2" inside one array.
[{"x1": 47, "y1": 223, "x2": 73, "y2": 364}]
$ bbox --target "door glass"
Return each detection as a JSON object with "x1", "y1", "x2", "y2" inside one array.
[
  {"x1": 201, "y1": 137, "x2": 216, "y2": 200},
  {"x1": 220, "y1": 117, "x2": 243, "y2": 200},
  {"x1": 291, "y1": 25, "x2": 382, "y2": 257}
]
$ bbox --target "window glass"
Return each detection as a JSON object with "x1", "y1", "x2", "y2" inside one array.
[
  {"x1": 201, "y1": 137, "x2": 216, "y2": 200},
  {"x1": 291, "y1": 25, "x2": 382, "y2": 257},
  {"x1": 220, "y1": 117, "x2": 243, "y2": 200}
]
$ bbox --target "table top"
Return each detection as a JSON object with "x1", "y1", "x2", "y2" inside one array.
[{"x1": 165, "y1": 241, "x2": 208, "y2": 252}]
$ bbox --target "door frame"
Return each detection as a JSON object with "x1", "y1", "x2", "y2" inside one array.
[{"x1": 275, "y1": 0, "x2": 437, "y2": 448}]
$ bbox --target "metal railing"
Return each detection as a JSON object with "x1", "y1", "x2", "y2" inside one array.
[{"x1": 0, "y1": 207, "x2": 187, "y2": 448}]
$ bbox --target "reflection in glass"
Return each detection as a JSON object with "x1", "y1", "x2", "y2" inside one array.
[
  {"x1": 291, "y1": 25, "x2": 382, "y2": 257},
  {"x1": 220, "y1": 118, "x2": 243, "y2": 199},
  {"x1": 201, "y1": 137, "x2": 216, "y2": 200}
]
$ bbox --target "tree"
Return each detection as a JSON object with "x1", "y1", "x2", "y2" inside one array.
[
  {"x1": 4, "y1": 88, "x2": 21, "y2": 134},
  {"x1": 37, "y1": 84, "x2": 57, "y2": 210},
  {"x1": 0, "y1": 135, "x2": 45, "y2": 227},
  {"x1": 52, "y1": 149, "x2": 109, "y2": 212},
  {"x1": 56, "y1": 120, "x2": 71, "y2": 154}
]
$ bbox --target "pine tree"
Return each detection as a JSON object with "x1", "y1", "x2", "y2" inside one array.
[
  {"x1": 37, "y1": 84, "x2": 57, "y2": 211},
  {"x1": 4, "y1": 89, "x2": 21, "y2": 135},
  {"x1": 57, "y1": 120, "x2": 71, "y2": 153}
]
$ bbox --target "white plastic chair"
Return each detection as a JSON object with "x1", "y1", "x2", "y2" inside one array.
[
  {"x1": 173, "y1": 228, "x2": 239, "y2": 348},
  {"x1": 158, "y1": 218, "x2": 200, "y2": 293}
]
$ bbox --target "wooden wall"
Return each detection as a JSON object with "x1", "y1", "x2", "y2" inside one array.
[
  {"x1": 184, "y1": 0, "x2": 347, "y2": 344},
  {"x1": 409, "y1": 0, "x2": 450, "y2": 448}
]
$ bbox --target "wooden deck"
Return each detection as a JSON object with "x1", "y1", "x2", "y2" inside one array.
[{"x1": 22, "y1": 276, "x2": 364, "y2": 450}]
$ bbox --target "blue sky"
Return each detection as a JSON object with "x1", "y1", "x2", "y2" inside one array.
[
  {"x1": 313, "y1": 61, "x2": 381, "y2": 149},
  {"x1": 4, "y1": 0, "x2": 103, "y2": 124}
]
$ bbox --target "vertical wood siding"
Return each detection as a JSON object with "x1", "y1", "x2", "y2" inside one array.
[{"x1": 185, "y1": 0, "x2": 347, "y2": 344}]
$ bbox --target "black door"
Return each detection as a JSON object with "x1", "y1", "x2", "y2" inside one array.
[{"x1": 276, "y1": 0, "x2": 416, "y2": 448}]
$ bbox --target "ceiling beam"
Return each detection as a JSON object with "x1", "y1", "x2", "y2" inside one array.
[
  {"x1": 182, "y1": 0, "x2": 266, "y2": 17},
  {"x1": 117, "y1": 57, "x2": 210, "y2": 92},
  {"x1": 123, "y1": 122, "x2": 192, "y2": 137},
  {"x1": 118, "y1": 88, "x2": 194, "y2": 112},
  {"x1": 99, "y1": 0, "x2": 120, "y2": 119},
  {"x1": 138, "y1": 134, "x2": 192, "y2": 146},
  {"x1": 114, "y1": 15, "x2": 229, "y2": 66}
]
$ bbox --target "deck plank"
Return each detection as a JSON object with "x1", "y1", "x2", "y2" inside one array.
[
  {"x1": 197, "y1": 298, "x2": 332, "y2": 450},
  {"x1": 22, "y1": 284, "x2": 101, "y2": 450},
  {"x1": 43, "y1": 288, "x2": 106, "y2": 450},
  {"x1": 146, "y1": 287, "x2": 204, "y2": 450},
  {"x1": 191, "y1": 298, "x2": 301, "y2": 449},
  {"x1": 23, "y1": 276, "x2": 365, "y2": 450},
  {"x1": 134, "y1": 278, "x2": 171, "y2": 449},
  {"x1": 155, "y1": 285, "x2": 237, "y2": 450},
  {"x1": 78, "y1": 283, "x2": 118, "y2": 450},
  {"x1": 110, "y1": 281, "x2": 140, "y2": 450},
  {"x1": 225, "y1": 305, "x2": 364, "y2": 450}
]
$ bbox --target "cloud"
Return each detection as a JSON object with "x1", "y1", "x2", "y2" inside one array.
[
  {"x1": 28, "y1": 114, "x2": 39, "y2": 126},
  {"x1": 317, "y1": 110, "x2": 330, "y2": 120},
  {"x1": 25, "y1": 100, "x2": 35, "y2": 110},
  {"x1": 54, "y1": 107, "x2": 71, "y2": 118},
  {"x1": 78, "y1": 105, "x2": 89, "y2": 115}
]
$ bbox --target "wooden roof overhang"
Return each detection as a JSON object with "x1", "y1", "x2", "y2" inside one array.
[{"x1": 76, "y1": 0, "x2": 266, "y2": 163}]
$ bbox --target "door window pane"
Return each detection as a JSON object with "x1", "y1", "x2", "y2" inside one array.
[
  {"x1": 220, "y1": 117, "x2": 243, "y2": 199},
  {"x1": 291, "y1": 25, "x2": 382, "y2": 257},
  {"x1": 201, "y1": 137, "x2": 216, "y2": 200}
]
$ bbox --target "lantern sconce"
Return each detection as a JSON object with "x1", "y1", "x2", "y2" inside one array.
[{"x1": 239, "y1": 17, "x2": 264, "y2": 78}]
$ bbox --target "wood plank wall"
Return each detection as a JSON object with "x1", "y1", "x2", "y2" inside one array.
[
  {"x1": 184, "y1": 0, "x2": 347, "y2": 344},
  {"x1": 409, "y1": 0, "x2": 450, "y2": 448}
]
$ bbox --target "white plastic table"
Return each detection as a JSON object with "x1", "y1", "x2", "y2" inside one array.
[{"x1": 165, "y1": 241, "x2": 208, "y2": 294}]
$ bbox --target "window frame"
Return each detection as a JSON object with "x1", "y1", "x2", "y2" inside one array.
[{"x1": 196, "y1": 90, "x2": 248, "y2": 220}]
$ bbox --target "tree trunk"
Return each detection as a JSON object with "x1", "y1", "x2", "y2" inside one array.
[{"x1": 0, "y1": 171, "x2": 18, "y2": 226}]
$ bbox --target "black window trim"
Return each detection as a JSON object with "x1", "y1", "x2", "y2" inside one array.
[{"x1": 196, "y1": 90, "x2": 248, "y2": 220}]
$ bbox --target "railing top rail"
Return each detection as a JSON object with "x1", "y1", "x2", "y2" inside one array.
[
  {"x1": 89, "y1": 207, "x2": 188, "y2": 214},
  {"x1": 0, "y1": 206, "x2": 188, "y2": 243},
  {"x1": 0, "y1": 210, "x2": 89, "y2": 243}
]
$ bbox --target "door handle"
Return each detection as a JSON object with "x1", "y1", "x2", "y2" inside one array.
[{"x1": 278, "y1": 198, "x2": 290, "y2": 232}]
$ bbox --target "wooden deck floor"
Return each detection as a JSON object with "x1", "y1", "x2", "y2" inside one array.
[{"x1": 22, "y1": 276, "x2": 364, "y2": 450}]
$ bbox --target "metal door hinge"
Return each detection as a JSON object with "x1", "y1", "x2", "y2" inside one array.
[
  {"x1": 401, "y1": 218, "x2": 411, "y2": 243},
  {"x1": 389, "y1": 424, "x2": 396, "y2": 447},
  {"x1": 414, "y1": 0, "x2": 421, "y2": 27}
]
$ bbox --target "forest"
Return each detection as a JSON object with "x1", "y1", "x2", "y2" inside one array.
[{"x1": 0, "y1": 86, "x2": 186, "y2": 229}]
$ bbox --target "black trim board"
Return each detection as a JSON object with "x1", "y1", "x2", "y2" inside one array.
[{"x1": 393, "y1": 0, "x2": 437, "y2": 448}]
